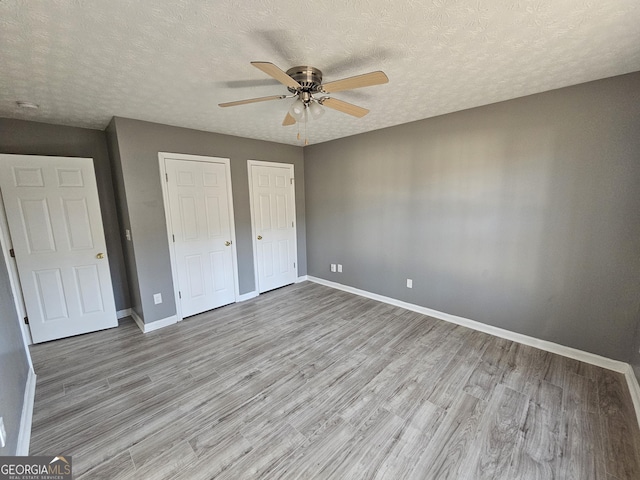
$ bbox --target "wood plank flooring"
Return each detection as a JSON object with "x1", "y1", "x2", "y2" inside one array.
[{"x1": 29, "y1": 282, "x2": 640, "y2": 479}]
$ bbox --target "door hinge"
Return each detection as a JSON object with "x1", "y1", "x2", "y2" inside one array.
[
  {"x1": 178, "y1": 291, "x2": 182, "y2": 299},
  {"x1": 290, "y1": 178, "x2": 294, "y2": 184},
  {"x1": 24, "y1": 316, "x2": 29, "y2": 325},
  {"x1": 294, "y1": 262, "x2": 296, "y2": 268},
  {"x1": 165, "y1": 173, "x2": 168, "y2": 182},
  {"x1": 9, "y1": 248, "x2": 15, "y2": 258},
  {"x1": 172, "y1": 234, "x2": 175, "y2": 243},
  {"x1": 292, "y1": 221, "x2": 294, "y2": 228}
]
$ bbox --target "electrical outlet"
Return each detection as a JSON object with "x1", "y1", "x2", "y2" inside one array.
[
  {"x1": 0, "y1": 416, "x2": 6, "y2": 449},
  {"x1": 337, "y1": 264, "x2": 343, "y2": 273},
  {"x1": 125, "y1": 229, "x2": 131, "y2": 241},
  {"x1": 406, "y1": 279, "x2": 413, "y2": 288},
  {"x1": 153, "y1": 293, "x2": 162, "y2": 304},
  {"x1": 331, "y1": 264, "x2": 337, "y2": 272}
]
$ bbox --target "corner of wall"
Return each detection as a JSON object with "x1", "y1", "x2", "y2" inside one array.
[
  {"x1": 105, "y1": 119, "x2": 144, "y2": 321},
  {"x1": 0, "y1": 252, "x2": 32, "y2": 455}
]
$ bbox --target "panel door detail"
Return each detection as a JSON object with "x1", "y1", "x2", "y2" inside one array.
[
  {"x1": 250, "y1": 163, "x2": 297, "y2": 293},
  {"x1": 0, "y1": 155, "x2": 117, "y2": 343},
  {"x1": 165, "y1": 158, "x2": 236, "y2": 318}
]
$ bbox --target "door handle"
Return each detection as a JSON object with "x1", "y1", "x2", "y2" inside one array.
[
  {"x1": 96, "y1": 252, "x2": 105, "y2": 259},
  {"x1": 225, "y1": 241, "x2": 231, "y2": 246},
  {"x1": 257, "y1": 235, "x2": 262, "y2": 240}
]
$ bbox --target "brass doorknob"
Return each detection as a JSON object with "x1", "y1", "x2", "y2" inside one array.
[
  {"x1": 257, "y1": 235, "x2": 262, "y2": 240},
  {"x1": 225, "y1": 241, "x2": 231, "y2": 246},
  {"x1": 96, "y1": 253, "x2": 105, "y2": 259}
]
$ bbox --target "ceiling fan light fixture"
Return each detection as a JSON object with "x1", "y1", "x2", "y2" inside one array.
[
  {"x1": 308, "y1": 100, "x2": 324, "y2": 120},
  {"x1": 289, "y1": 98, "x2": 306, "y2": 122},
  {"x1": 221, "y1": 62, "x2": 388, "y2": 141}
]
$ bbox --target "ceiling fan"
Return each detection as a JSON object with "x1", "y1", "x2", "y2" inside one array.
[{"x1": 219, "y1": 62, "x2": 389, "y2": 128}]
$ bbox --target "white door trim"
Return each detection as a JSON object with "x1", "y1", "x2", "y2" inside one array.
[
  {"x1": 0, "y1": 190, "x2": 35, "y2": 367},
  {"x1": 247, "y1": 160, "x2": 298, "y2": 294},
  {"x1": 158, "y1": 152, "x2": 240, "y2": 321}
]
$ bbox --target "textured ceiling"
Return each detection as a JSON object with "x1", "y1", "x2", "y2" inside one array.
[{"x1": 1, "y1": 0, "x2": 639, "y2": 146}]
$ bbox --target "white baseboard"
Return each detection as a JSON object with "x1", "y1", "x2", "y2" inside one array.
[
  {"x1": 143, "y1": 315, "x2": 178, "y2": 333},
  {"x1": 131, "y1": 310, "x2": 145, "y2": 332},
  {"x1": 238, "y1": 291, "x2": 259, "y2": 302},
  {"x1": 307, "y1": 275, "x2": 640, "y2": 428},
  {"x1": 306, "y1": 276, "x2": 628, "y2": 373},
  {"x1": 236, "y1": 278, "x2": 307, "y2": 303},
  {"x1": 16, "y1": 368, "x2": 36, "y2": 455},
  {"x1": 131, "y1": 310, "x2": 178, "y2": 334},
  {"x1": 624, "y1": 365, "x2": 640, "y2": 429},
  {"x1": 117, "y1": 308, "x2": 132, "y2": 319}
]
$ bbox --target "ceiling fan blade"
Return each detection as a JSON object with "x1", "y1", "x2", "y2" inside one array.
[
  {"x1": 321, "y1": 98, "x2": 369, "y2": 117},
  {"x1": 282, "y1": 112, "x2": 296, "y2": 126},
  {"x1": 321, "y1": 71, "x2": 389, "y2": 93},
  {"x1": 218, "y1": 95, "x2": 286, "y2": 108},
  {"x1": 251, "y1": 62, "x2": 301, "y2": 89}
]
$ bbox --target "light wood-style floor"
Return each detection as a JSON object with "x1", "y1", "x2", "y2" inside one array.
[{"x1": 30, "y1": 282, "x2": 640, "y2": 479}]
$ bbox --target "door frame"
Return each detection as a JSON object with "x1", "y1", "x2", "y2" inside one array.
[
  {"x1": 0, "y1": 188, "x2": 35, "y2": 357},
  {"x1": 158, "y1": 152, "x2": 240, "y2": 321},
  {"x1": 247, "y1": 160, "x2": 298, "y2": 294}
]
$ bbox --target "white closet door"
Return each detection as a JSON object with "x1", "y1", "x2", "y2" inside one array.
[
  {"x1": 249, "y1": 162, "x2": 297, "y2": 293},
  {"x1": 165, "y1": 158, "x2": 236, "y2": 317}
]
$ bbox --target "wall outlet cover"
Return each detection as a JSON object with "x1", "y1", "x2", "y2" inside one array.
[
  {"x1": 331, "y1": 264, "x2": 337, "y2": 272},
  {"x1": 337, "y1": 264, "x2": 343, "y2": 272},
  {"x1": 406, "y1": 279, "x2": 413, "y2": 288},
  {"x1": 153, "y1": 293, "x2": 162, "y2": 304}
]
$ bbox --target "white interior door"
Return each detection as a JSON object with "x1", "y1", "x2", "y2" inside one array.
[
  {"x1": 165, "y1": 157, "x2": 237, "y2": 318},
  {"x1": 249, "y1": 161, "x2": 297, "y2": 293},
  {"x1": 0, "y1": 155, "x2": 117, "y2": 344}
]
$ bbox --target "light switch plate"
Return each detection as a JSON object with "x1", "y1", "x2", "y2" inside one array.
[
  {"x1": 406, "y1": 279, "x2": 413, "y2": 288},
  {"x1": 331, "y1": 264, "x2": 337, "y2": 272},
  {"x1": 337, "y1": 264, "x2": 343, "y2": 273},
  {"x1": 153, "y1": 293, "x2": 162, "y2": 304}
]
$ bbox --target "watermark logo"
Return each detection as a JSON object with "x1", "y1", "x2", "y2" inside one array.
[{"x1": 0, "y1": 456, "x2": 72, "y2": 480}]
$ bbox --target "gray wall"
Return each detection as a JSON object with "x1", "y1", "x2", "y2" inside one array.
[
  {"x1": 0, "y1": 251, "x2": 30, "y2": 455},
  {"x1": 105, "y1": 120, "x2": 142, "y2": 318},
  {"x1": 305, "y1": 72, "x2": 640, "y2": 362},
  {"x1": 108, "y1": 117, "x2": 305, "y2": 323},
  {"x1": 0, "y1": 118, "x2": 130, "y2": 311}
]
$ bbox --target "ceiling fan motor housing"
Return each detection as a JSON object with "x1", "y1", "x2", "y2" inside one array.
[
  {"x1": 219, "y1": 61, "x2": 385, "y2": 123},
  {"x1": 286, "y1": 66, "x2": 323, "y2": 94}
]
